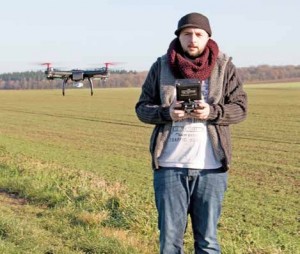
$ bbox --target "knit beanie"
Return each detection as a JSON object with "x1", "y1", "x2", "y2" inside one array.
[{"x1": 174, "y1": 12, "x2": 212, "y2": 37}]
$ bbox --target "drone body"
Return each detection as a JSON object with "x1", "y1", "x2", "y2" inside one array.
[{"x1": 43, "y1": 63, "x2": 113, "y2": 96}]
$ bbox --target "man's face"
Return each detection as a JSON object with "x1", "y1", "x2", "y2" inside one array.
[{"x1": 179, "y1": 27, "x2": 210, "y2": 59}]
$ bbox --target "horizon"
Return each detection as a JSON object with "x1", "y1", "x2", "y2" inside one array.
[{"x1": 1, "y1": 63, "x2": 300, "y2": 76}]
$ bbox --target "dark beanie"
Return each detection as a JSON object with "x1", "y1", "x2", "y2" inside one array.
[{"x1": 174, "y1": 12, "x2": 212, "y2": 37}]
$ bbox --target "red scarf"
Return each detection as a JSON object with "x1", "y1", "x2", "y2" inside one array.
[{"x1": 167, "y1": 38, "x2": 219, "y2": 80}]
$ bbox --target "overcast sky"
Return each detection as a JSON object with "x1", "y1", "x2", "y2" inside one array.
[{"x1": 0, "y1": 0, "x2": 299, "y2": 73}]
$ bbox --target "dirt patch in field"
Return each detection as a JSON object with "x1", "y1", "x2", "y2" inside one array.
[{"x1": 0, "y1": 190, "x2": 27, "y2": 206}]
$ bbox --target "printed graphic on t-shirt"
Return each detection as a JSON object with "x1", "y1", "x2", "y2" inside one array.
[{"x1": 169, "y1": 121, "x2": 205, "y2": 143}]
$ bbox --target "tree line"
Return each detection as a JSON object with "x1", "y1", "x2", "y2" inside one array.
[
  {"x1": 238, "y1": 65, "x2": 300, "y2": 83},
  {"x1": 0, "y1": 65, "x2": 300, "y2": 90}
]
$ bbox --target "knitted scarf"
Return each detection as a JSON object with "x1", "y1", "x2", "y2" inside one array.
[{"x1": 167, "y1": 38, "x2": 219, "y2": 80}]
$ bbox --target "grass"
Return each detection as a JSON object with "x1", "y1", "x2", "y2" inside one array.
[{"x1": 0, "y1": 84, "x2": 299, "y2": 253}]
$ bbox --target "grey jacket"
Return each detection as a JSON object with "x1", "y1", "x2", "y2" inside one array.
[{"x1": 135, "y1": 52, "x2": 247, "y2": 171}]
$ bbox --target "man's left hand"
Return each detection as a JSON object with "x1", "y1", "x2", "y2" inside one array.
[{"x1": 189, "y1": 101, "x2": 210, "y2": 120}]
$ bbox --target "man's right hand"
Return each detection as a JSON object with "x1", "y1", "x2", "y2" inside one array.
[{"x1": 170, "y1": 100, "x2": 186, "y2": 121}]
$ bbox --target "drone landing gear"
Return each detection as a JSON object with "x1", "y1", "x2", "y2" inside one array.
[
  {"x1": 62, "y1": 78, "x2": 69, "y2": 96},
  {"x1": 88, "y1": 77, "x2": 94, "y2": 96},
  {"x1": 61, "y1": 77, "x2": 94, "y2": 96}
]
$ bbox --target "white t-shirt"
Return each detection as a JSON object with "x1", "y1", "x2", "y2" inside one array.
[{"x1": 158, "y1": 80, "x2": 222, "y2": 169}]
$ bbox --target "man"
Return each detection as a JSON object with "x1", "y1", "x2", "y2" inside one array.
[{"x1": 135, "y1": 12, "x2": 247, "y2": 254}]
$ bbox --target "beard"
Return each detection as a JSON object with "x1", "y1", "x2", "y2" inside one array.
[{"x1": 183, "y1": 49, "x2": 202, "y2": 60}]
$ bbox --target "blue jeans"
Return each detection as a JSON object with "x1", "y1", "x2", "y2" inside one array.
[{"x1": 154, "y1": 167, "x2": 228, "y2": 254}]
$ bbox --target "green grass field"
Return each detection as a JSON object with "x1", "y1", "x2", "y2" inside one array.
[{"x1": 0, "y1": 83, "x2": 299, "y2": 253}]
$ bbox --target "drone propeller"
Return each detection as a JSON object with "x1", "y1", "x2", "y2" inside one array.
[
  {"x1": 103, "y1": 62, "x2": 125, "y2": 71},
  {"x1": 38, "y1": 63, "x2": 69, "y2": 71},
  {"x1": 41, "y1": 62, "x2": 52, "y2": 68},
  {"x1": 104, "y1": 62, "x2": 124, "y2": 66}
]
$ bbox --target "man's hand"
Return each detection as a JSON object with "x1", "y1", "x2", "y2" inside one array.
[
  {"x1": 170, "y1": 100, "x2": 210, "y2": 121},
  {"x1": 189, "y1": 100, "x2": 210, "y2": 120},
  {"x1": 170, "y1": 100, "x2": 186, "y2": 121}
]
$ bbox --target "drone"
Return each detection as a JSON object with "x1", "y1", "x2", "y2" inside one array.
[{"x1": 42, "y1": 62, "x2": 115, "y2": 96}]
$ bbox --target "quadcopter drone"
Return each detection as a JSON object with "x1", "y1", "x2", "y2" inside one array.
[{"x1": 42, "y1": 62, "x2": 115, "y2": 96}]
